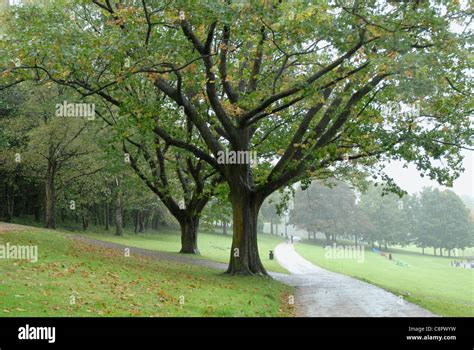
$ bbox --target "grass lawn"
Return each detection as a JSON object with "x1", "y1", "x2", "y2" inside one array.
[
  {"x1": 0, "y1": 227, "x2": 294, "y2": 317},
  {"x1": 295, "y1": 240, "x2": 474, "y2": 317},
  {"x1": 81, "y1": 227, "x2": 288, "y2": 274}
]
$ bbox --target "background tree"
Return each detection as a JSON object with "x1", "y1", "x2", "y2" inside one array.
[
  {"x1": 413, "y1": 188, "x2": 473, "y2": 256},
  {"x1": 260, "y1": 193, "x2": 284, "y2": 236},
  {"x1": 202, "y1": 193, "x2": 233, "y2": 235},
  {"x1": 290, "y1": 179, "x2": 357, "y2": 243},
  {"x1": 358, "y1": 185, "x2": 409, "y2": 251}
]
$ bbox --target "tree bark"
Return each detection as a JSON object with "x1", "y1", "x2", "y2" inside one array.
[
  {"x1": 138, "y1": 211, "x2": 145, "y2": 233},
  {"x1": 82, "y1": 207, "x2": 89, "y2": 231},
  {"x1": 179, "y1": 215, "x2": 200, "y2": 254},
  {"x1": 134, "y1": 211, "x2": 139, "y2": 233},
  {"x1": 226, "y1": 188, "x2": 267, "y2": 276},
  {"x1": 5, "y1": 184, "x2": 13, "y2": 223},
  {"x1": 104, "y1": 201, "x2": 109, "y2": 231},
  {"x1": 115, "y1": 192, "x2": 123, "y2": 236},
  {"x1": 223, "y1": 219, "x2": 227, "y2": 235},
  {"x1": 45, "y1": 163, "x2": 56, "y2": 229}
]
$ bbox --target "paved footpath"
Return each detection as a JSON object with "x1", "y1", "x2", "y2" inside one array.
[{"x1": 273, "y1": 243, "x2": 437, "y2": 317}]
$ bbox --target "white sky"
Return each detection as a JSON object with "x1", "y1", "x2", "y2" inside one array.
[{"x1": 384, "y1": 149, "x2": 473, "y2": 197}]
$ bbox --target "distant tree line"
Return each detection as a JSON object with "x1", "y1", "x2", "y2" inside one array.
[{"x1": 288, "y1": 179, "x2": 474, "y2": 256}]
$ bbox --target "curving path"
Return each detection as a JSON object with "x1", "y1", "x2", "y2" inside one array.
[{"x1": 272, "y1": 243, "x2": 437, "y2": 317}]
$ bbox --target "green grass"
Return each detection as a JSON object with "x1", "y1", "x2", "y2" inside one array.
[
  {"x1": 80, "y1": 227, "x2": 289, "y2": 274},
  {"x1": 295, "y1": 240, "x2": 474, "y2": 317},
  {"x1": 0, "y1": 228, "x2": 294, "y2": 317}
]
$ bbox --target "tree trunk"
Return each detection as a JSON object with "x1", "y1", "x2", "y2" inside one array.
[
  {"x1": 270, "y1": 220, "x2": 273, "y2": 235},
  {"x1": 104, "y1": 201, "x2": 109, "y2": 231},
  {"x1": 223, "y1": 219, "x2": 227, "y2": 235},
  {"x1": 422, "y1": 247, "x2": 425, "y2": 255},
  {"x1": 324, "y1": 232, "x2": 331, "y2": 244},
  {"x1": 5, "y1": 185, "x2": 13, "y2": 222},
  {"x1": 45, "y1": 164, "x2": 56, "y2": 229},
  {"x1": 179, "y1": 215, "x2": 199, "y2": 254},
  {"x1": 82, "y1": 206, "x2": 89, "y2": 231},
  {"x1": 226, "y1": 189, "x2": 267, "y2": 276},
  {"x1": 134, "y1": 211, "x2": 139, "y2": 233},
  {"x1": 138, "y1": 211, "x2": 145, "y2": 233},
  {"x1": 115, "y1": 193, "x2": 123, "y2": 236}
]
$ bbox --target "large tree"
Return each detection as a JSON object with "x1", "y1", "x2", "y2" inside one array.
[
  {"x1": 358, "y1": 184, "x2": 409, "y2": 250},
  {"x1": 413, "y1": 187, "x2": 473, "y2": 256},
  {"x1": 1, "y1": 0, "x2": 472, "y2": 275},
  {"x1": 97, "y1": 105, "x2": 222, "y2": 253},
  {"x1": 0, "y1": 83, "x2": 101, "y2": 228}
]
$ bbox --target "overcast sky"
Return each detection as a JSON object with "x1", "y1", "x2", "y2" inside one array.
[{"x1": 384, "y1": 149, "x2": 473, "y2": 198}]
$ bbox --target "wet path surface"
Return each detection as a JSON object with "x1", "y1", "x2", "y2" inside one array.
[{"x1": 272, "y1": 243, "x2": 437, "y2": 317}]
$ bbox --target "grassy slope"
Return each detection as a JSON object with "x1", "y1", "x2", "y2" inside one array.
[
  {"x1": 0, "y1": 228, "x2": 294, "y2": 317},
  {"x1": 295, "y1": 240, "x2": 474, "y2": 317},
  {"x1": 81, "y1": 227, "x2": 289, "y2": 274}
]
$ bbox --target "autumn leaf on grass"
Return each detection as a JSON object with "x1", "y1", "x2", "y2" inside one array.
[
  {"x1": 130, "y1": 309, "x2": 141, "y2": 316},
  {"x1": 157, "y1": 290, "x2": 175, "y2": 303},
  {"x1": 106, "y1": 271, "x2": 120, "y2": 279}
]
